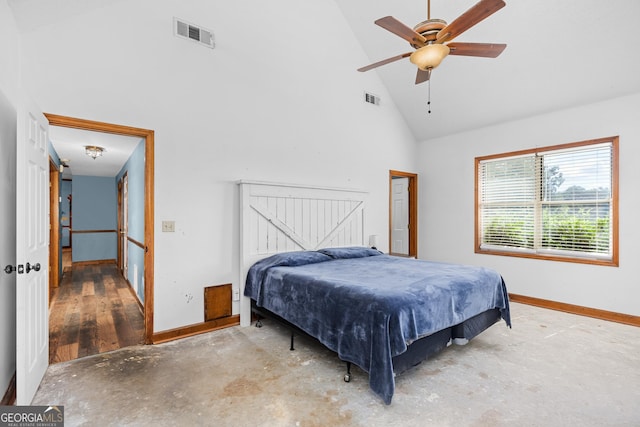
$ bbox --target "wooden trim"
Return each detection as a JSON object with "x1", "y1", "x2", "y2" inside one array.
[
  {"x1": 1, "y1": 371, "x2": 16, "y2": 405},
  {"x1": 72, "y1": 229, "x2": 117, "y2": 234},
  {"x1": 151, "y1": 315, "x2": 240, "y2": 344},
  {"x1": 49, "y1": 158, "x2": 60, "y2": 289},
  {"x1": 45, "y1": 113, "x2": 153, "y2": 138},
  {"x1": 475, "y1": 136, "x2": 617, "y2": 162},
  {"x1": 127, "y1": 236, "x2": 145, "y2": 250},
  {"x1": 117, "y1": 175, "x2": 124, "y2": 275},
  {"x1": 145, "y1": 131, "x2": 155, "y2": 343},
  {"x1": 44, "y1": 113, "x2": 155, "y2": 345},
  {"x1": 475, "y1": 249, "x2": 618, "y2": 267},
  {"x1": 389, "y1": 170, "x2": 418, "y2": 258},
  {"x1": 509, "y1": 293, "x2": 640, "y2": 327},
  {"x1": 72, "y1": 259, "x2": 116, "y2": 267}
]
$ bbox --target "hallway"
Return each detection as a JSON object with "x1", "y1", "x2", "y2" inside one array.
[{"x1": 48, "y1": 262, "x2": 144, "y2": 364}]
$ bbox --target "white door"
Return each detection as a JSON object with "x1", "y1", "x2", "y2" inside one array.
[
  {"x1": 16, "y1": 96, "x2": 49, "y2": 404},
  {"x1": 391, "y1": 177, "x2": 409, "y2": 255}
]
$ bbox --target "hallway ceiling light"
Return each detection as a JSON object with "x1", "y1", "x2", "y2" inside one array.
[{"x1": 85, "y1": 145, "x2": 105, "y2": 159}]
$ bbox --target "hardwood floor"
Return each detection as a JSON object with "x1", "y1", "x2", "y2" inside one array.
[
  {"x1": 49, "y1": 261, "x2": 145, "y2": 364},
  {"x1": 62, "y1": 247, "x2": 71, "y2": 272}
]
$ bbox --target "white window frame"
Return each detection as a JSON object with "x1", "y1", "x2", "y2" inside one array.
[{"x1": 475, "y1": 137, "x2": 619, "y2": 266}]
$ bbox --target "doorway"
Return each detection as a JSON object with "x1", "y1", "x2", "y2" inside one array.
[
  {"x1": 45, "y1": 114, "x2": 155, "y2": 345},
  {"x1": 389, "y1": 170, "x2": 417, "y2": 258}
]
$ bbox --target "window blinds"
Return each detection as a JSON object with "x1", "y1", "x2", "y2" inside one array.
[{"x1": 478, "y1": 142, "x2": 613, "y2": 260}]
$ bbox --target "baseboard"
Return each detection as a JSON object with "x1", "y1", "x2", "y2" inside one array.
[
  {"x1": 151, "y1": 315, "x2": 240, "y2": 344},
  {"x1": 509, "y1": 293, "x2": 640, "y2": 327},
  {"x1": 72, "y1": 259, "x2": 116, "y2": 267},
  {"x1": 1, "y1": 372, "x2": 16, "y2": 405}
]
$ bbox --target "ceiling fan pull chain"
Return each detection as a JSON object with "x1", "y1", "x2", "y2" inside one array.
[{"x1": 427, "y1": 79, "x2": 432, "y2": 114}]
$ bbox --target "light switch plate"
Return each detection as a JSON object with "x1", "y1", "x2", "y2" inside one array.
[{"x1": 162, "y1": 220, "x2": 175, "y2": 232}]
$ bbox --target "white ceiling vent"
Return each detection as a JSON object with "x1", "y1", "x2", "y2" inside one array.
[
  {"x1": 174, "y1": 17, "x2": 215, "y2": 49},
  {"x1": 364, "y1": 92, "x2": 380, "y2": 106}
]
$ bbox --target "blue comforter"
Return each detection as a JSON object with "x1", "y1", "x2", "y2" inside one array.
[{"x1": 245, "y1": 247, "x2": 510, "y2": 404}]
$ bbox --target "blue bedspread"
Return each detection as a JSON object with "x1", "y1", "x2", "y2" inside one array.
[{"x1": 245, "y1": 247, "x2": 510, "y2": 404}]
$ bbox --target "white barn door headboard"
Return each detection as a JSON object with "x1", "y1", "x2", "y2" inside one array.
[{"x1": 238, "y1": 181, "x2": 368, "y2": 326}]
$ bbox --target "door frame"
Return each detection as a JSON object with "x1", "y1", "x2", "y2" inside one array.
[
  {"x1": 49, "y1": 158, "x2": 60, "y2": 291},
  {"x1": 120, "y1": 173, "x2": 129, "y2": 279},
  {"x1": 117, "y1": 178, "x2": 123, "y2": 273},
  {"x1": 44, "y1": 113, "x2": 155, "y2": 343},
  {"x1": 389, "y1": 170, "x2": 417, "y2": 258}
]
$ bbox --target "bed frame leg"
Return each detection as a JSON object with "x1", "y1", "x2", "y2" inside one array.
[
  {"x1": 344, "y1": 362, "x2": 352, "y2": 382},
  {"x1": 290, "y1": 331, "x2": 295, "y2": 351},
  {"x1": 254, "y1": 314, "x2": 263, "y2": 328}
]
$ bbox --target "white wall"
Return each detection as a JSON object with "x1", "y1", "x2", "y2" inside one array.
[
  {"x1": 0, "y1": 0, "x2": 19, "y2": 102},
  {"x1": 0, "y1": 0, "x2": 19, "y2": 400},
  {"x1": 16, "y1": 0, "x2": 418, "y2": 331},
  {"x1": 417, "y1": 92, "x2": 640, "y2": 317},
  {"x1": 0, "y1": 92, "x2": 17, "y2": 399}
]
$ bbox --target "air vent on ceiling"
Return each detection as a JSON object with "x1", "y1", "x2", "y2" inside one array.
[
  {"x1": 364, "y1": 92, "x2": 380, "y2": 106},
  {"x1": 174, "y1": 17, "x2": 215, "y2": 49}
]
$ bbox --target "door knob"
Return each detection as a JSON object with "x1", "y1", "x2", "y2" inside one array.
[
  {"x1": 26, "y1": 262, "x2": 41, "y2": 273},
  {"x1": 4, "y1": 264, "x2": 24, "y2": 274}
]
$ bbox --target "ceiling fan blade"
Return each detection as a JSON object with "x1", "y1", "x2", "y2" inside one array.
[
  {"x1": 447, "y1": 42, "x2": 506, "y2": 58},
  {"x1": 358, "y1": 52, "x2": 412, "y2": 72},
  {"x1": 375, "y1": 16, "x2": 427, "y2": 47},
  {"x1": 415, "y1": 68, "x2": 431, "y2": 85},
  {"x1": 436, "y1": 0, "x2": 506, "y2": 44}
]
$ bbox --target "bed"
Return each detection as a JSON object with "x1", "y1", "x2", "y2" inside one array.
[{"x1": 238, "y1": 181, "x2": 510, "y2": 404}]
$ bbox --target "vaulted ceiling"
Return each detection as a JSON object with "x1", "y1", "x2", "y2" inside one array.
[
  {"x1": 9, "y1": 0, "x2": 640, "y2": 149},
  {"x1": 335, "y1": 0, "x2": 640, "y2": 140}
]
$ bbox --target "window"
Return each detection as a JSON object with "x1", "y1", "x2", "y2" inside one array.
[{"x1": 475, "y1": 137, "x2": 618, "y2": 266}]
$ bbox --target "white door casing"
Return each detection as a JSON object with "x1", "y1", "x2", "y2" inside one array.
[
  {"x1": 391, "y1": 177, "x2": 409, "y2": 255},
  {"x1": 16, "y1": 96, "x2": 49, "y2": 404}
]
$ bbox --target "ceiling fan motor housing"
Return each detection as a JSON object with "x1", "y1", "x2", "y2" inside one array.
[{"x1": 411, "y1": 19, "x2": 447, "y2": 48}]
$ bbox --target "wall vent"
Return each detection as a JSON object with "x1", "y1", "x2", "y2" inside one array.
[
  {"x1": 364, "y1": 92, "x2": 380, "y2": 106},
  {"x1": 174, "y1": 17, "x2": 215, "y2": 49}
]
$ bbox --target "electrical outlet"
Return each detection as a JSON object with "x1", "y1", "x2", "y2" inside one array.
[{"x1": 162, "y1": 221, "x2": 175, "y2": 232}]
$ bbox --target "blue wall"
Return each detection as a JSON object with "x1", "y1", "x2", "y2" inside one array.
[
  {"x1": 117, "y1": 140, "x2": 145, "y2": 302},
  {"x1": 71, "y1": 175, "x2": 117, "y2": 262}
]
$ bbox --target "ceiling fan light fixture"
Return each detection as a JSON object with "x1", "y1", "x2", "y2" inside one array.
[
  {"x1": 85, "y1": 145, "x2": 105, "y2": 160},
  {"x1": 410, "y1": 44, "x2": 450, "y2": 70}
]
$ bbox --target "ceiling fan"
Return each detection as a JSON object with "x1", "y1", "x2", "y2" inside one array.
[{"x1": 358, "y1": 0, "x2": 507, "y2": 84}]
